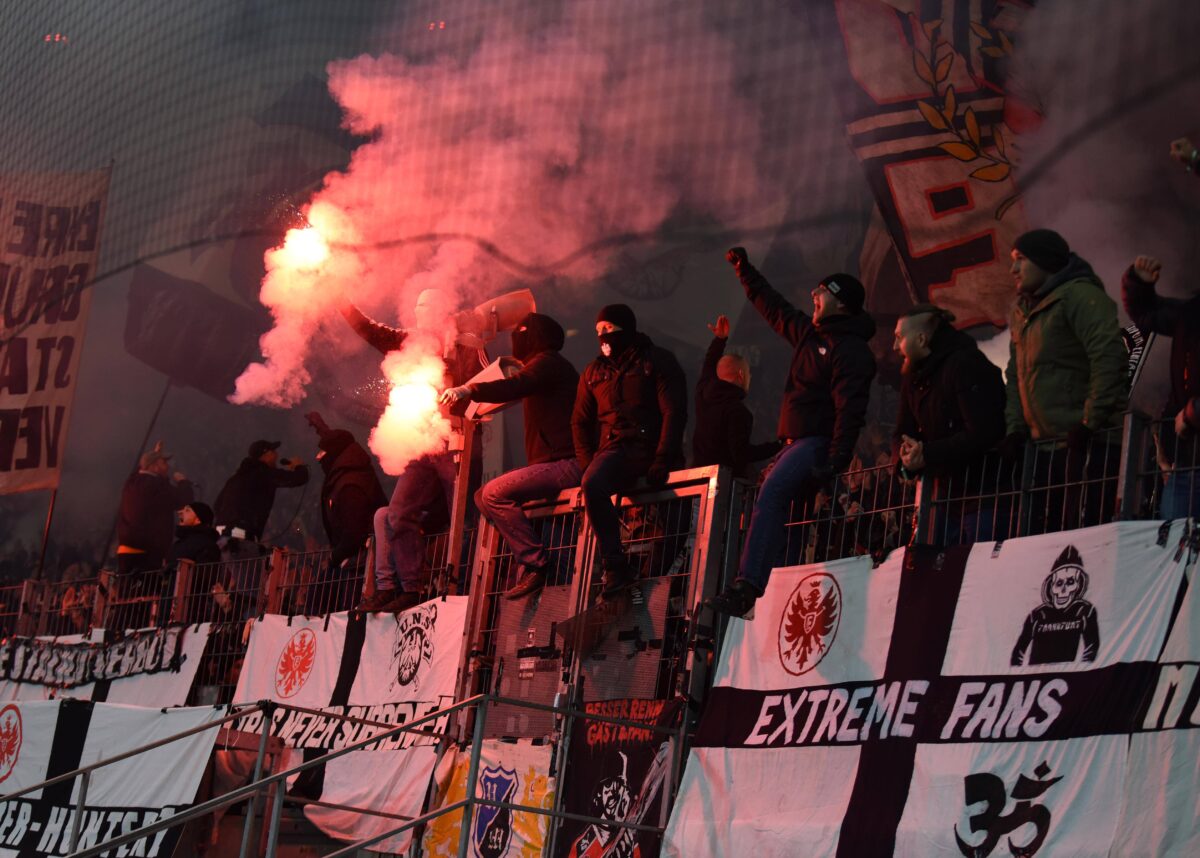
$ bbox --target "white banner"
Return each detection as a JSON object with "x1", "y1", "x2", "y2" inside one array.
[
  {"x1": 0, "y1": 701, "x2": 222, "y2": 856},
  {"x1": 232, "y1": 599, "x2": 468, "y2": 853},
  {"x1": 0, "y1": 169, "x2": 109, "y2": 494},
  {"x1": 666, "y1": 521, "x2": 1197, "y2": 857}
]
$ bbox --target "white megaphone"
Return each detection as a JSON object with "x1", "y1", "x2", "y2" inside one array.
[{"x1": 455, "y1": 288, "x2": 537, "y2": 347}]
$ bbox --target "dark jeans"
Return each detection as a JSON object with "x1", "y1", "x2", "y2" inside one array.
[
  {"x1": 581, "y1": 445, "x2": 652, "y2": 560},
  {"x1": 1162, "y1": 469, "x2": 1200, "y2": 520},
  {"x1": 1029, "y1": 440, "x2": 1119, "y2": 534},
  {"x1": 737, "y1": 437, "x2": 829, "y2": 594},
  {"x1": 373, "y1": 448, "x2": 480, "y2": 592},
  {"x1": 476, "y1": 458, "x2": 582, "y2": 569}
]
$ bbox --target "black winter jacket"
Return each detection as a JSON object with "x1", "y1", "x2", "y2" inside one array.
[
  {"x1": 571, "y1": 333, "x2": 687, "y2": 471},
  {"x1": 213, "y1": 458, "x2": 309, "y2": 541},
  {"x1": 692, "y1": 336, "x2": 780, "y2": 477},
  {"x1": 1122, "y1": 266, "x2": 1200, "y2": 439},
  {"x1": 318, "y1": 432, "x2": 387, "y2": 565},
  {"x1": 739, "y1": 265, "x2": 877, "y2": 471},
  {"x1": 469, "y1": 314, "x2": 579, "y2": 465},
  {"x1": 117, "y1": 472, "x2": 195, "y2": 566},
  {"x1": 893, "y1": 325, "x2": 1006, "y2": 477},
  {"x1": 167, "y1": 524, "x2": 221, "y2": 566}
]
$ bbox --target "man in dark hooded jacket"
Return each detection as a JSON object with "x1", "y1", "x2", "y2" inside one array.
[
  {"x1": 168, "y1": 502, "x2": 221, "y2": 565},
  {"x1": 440, "y1": 313, "x2": 580, "y2": 599},
  {"x1": 116, "y1": 442, "x2": 195, "y2": 574},
  {"x1": 708, "y1": 248, "x2": 876, "y2": 617},
  {"x1": 892, "y1": 304, "x2": 1006, "y2": 542},
  {"x1": 213, "y1": 440, "x2": 309, "y2": 542},
  {"x1": 692, "y1": 314, "x2": 780, "y2": 477},
  {"x1": 303, "y1": 412, "x2": 387, "y2": 613},
  {"x1": 572, "y1": 304, "x2": 687, "y2": 597},
  {"x1": 1122, "y1": 254, "x2": 1200, "y2": 519}
]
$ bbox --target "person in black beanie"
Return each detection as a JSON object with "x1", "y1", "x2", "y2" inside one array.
[
  {"x1": 708, "y1": 248, "x2": 876, "y2": 618},
  {"x1": 572, "y1": 303, "x2": 687, "y2": 598},
  {"x1": 1001, "y1": 228, "x2": 1127, "y2": 530},
  {"x1": 168, "y1": 502, "x2": 221, "y2": 566},
  {"x1": 440, "y1": 313, "x2": 581, "y2": 600}
]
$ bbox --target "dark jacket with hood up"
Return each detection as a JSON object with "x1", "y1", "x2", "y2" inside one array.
[
  {"x1": 1121, "y1": 266, "x2": 1200, "y2": 447},
  {"x1": 893, "y1": 323, "x2": 1006, "y2": 477},
  {"x1": 468, "y1": 313, "x2": 579, "y2": 465},
  {"x1": 213, "y1": 458, "x2": 310, "y2": 541},
  {"x1": 316, "y1": 430, "x2": 387, "y2": 565},
  {"x1": 1005, "y1": 254, "x2": 1128, "y2": 440},
  {"x1": 738, "y1": 264, "x2": 877, "y2": 472},
  {"x1": 692, "y1": 336, "x2": 781, "y2": 477},
  {"x1": 571, "y1": 333, "x2": 687, "y2": 472}
]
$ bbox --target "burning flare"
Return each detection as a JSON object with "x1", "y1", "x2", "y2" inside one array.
[{"x1": 370, "y1": 347, "x2": 452, "y2": 475}]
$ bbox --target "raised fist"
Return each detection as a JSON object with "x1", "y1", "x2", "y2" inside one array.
[
  {"x1": 305, "y1": 410, "x2": 330, "y2": 434},
  {"x1": 725, "y1": 247, "x2": 749, "y2": 269},
  {"x1": 1132, "y1": 255, "x2": 1161, "y2": 283},
  {"x1": 707, "y1": 315, "x2": 731, "y2": 339}
]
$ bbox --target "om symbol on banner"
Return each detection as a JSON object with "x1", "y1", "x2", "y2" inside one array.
[{"x1": 954, "y1": 761, "x2": 1062, "y2": 857}]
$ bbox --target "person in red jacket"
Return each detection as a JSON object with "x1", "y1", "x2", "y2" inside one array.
[{"x1": 708, "y1": 248, "x2": 876, "y2": 618}]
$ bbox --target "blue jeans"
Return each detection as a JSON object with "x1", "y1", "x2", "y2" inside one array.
[
  {"x1": 475, "y1": 458, "x2": 582, "y2": 568},
  {"x1": 1162, "y1": 470, "x2": 1200, "y2": 520},
  {"x1": 737, "y1": 437, "x2": 829, "y2": 594},
  {"x1": 581, "y1": 445, "x2": 652, "y2": 560},
  {"x1": 374, "y1": 451, "x2": 458, "y2": 592}
]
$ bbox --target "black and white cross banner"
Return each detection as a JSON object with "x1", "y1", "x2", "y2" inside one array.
[
  {"x1": 665, "y1": 520, "x2": 1198, "y2": 856},
  {"x1": 232, "y1": 597, "x2": 467, "y2": 853},
  {"x1": 0, "y1": 700, "x2": 222, "y2": 857}
]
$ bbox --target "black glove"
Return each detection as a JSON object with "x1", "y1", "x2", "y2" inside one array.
[
  {"x1": 997, "y1": 431, "x2": 1027, "y2": 460},
  {"x1": 725, "y1": 246, "x2": 749, "y2": 270},
  {"x1": 645, "y1": 460, "x2": 671, "y2": 487},
  {"x1": 1066, "y1": 422, "x2": 1093, "y2": 455}
]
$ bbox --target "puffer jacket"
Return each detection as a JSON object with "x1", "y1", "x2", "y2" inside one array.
[
  {"x1": 571, "y1": 333, "x2": 687, "y2": 471},
  {"x1": 1005, "y1": 255, "x2": 1128, "y2": 440},
  {"x1": 738, "y1": 264, "x2": 876, "y2": 471}
]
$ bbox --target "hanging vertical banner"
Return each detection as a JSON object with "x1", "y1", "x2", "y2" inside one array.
[
  {"x1": 556, "y1": 697, "x2": 682, "y2": 858},
  {"x1": 809, "y1": 0, "x2": 1037, "y2": 328},
  {"x1": 0, "y1": 169, "x2": 110, "y2": 494},
  {"x1": 420, "y1": 740, "x2": 556, "y2": 858},
  {"x1": 665, "y1": 521, "x2": 1196, "y2": 856}
]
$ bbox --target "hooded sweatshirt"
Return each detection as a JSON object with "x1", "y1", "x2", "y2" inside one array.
[
  {"x1": 317, "y1": 430, "x2": 387, "y2": 565},
  {"x1": 468, "y1": 313, "x2": 580, "y2": 465},
  {"x1": 1005, "y1": 254, "x2": 1128, "y2": 439}
]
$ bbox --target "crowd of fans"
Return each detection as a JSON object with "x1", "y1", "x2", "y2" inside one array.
[{"x1": 12, "y1": 136, "x2": 1199, "y2": 631}]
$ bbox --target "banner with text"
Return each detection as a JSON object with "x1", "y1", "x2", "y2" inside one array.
[
  {"x1": 0, "y1": 700, "x2": 222, "y2": 857},
  {"x1": 0, "y1": 169, "x2": 109, "y2": 493},
  {"x1": 665, "y1": 520, "x2": 1197, "y2": 856},
  {"x1": 232, "y1": 599, "x2": 468, "y2": 853}
]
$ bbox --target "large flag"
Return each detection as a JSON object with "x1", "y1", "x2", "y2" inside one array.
[
  {"x1": 811, "y1": 0, "x2": 1039, "y2": 328},
  {"x1": 665, "y1": 520, "x2": 1196, "y2": 856},
  {"x1": 0, "y1": 169, "x2": 110, "y2": 493}
]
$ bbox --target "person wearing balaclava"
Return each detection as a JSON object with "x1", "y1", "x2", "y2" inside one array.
[
  {"x1": 439, "y1": 313, "x2": 580, "y2": 599},
  {"x1": 571, "y1": 303, "x2": 687, "y2": 599},
  {"x1": 707, "y1": 247, "x2": 876, "y2": 619},
  {"x1": 338, "y1": 287, "x2": 488, "y2": 614},
  {"x1": 1000, "y1": 228, "x2": 1127, "y2": 530}
]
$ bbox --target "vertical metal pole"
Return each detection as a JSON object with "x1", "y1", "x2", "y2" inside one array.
[
  {"x1": 1016, "y1": 438, "x2": 1037, "y2": 537},
  {"x1": 36, "y1": 489, "x2": 58, "y2": 579},
  {"x1": 911, "y1": 476, "x2": 933, "y2": 545},
  {"x1": 1116, "y1": 411, "x2": 1147, "y2": 520},
  {"x1": 239, "y1": 703, "x2": 273, "y2": 858},
  {"x1": 263, "y1": 776, "x2": 287, "y2": 858},
  {"x1": 445, "y1": 418, "x2": 478, "y2": 597},
  {"x1": 68, "y1": 770, "x2": 90, "y2": 852},
  {"x1": 456, "y1": 697, "x2": 488, "y2": 858}
]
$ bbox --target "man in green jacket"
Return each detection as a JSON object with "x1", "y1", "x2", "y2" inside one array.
[{"x1": 1002, "y1": 229, "x2": 1128, "y2": 530}]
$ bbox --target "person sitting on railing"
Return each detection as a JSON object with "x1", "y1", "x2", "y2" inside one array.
[
  {"x1": 1000, "y1": 229, "x2": 1128, "y2": 531},
  {"x1": 168, "y1": 502, "x2": 221, "y2": 565},
  {"x1": 708, "y1": 247, "x2": 876, "y2": 618},
  {"x1": 893, "y1": 304, "x2": 1006, "y2": 543},
  {"x1": 691, "y1": 314, "x2": 781, "y2": 479},
  {"x1": 116, "y1": 441, "x2": 195, "y2": 577},
  {"x1": 1122, "y1": 254, "x2": 1200, "y2": 519},
  {"x1": 572, "y1": 304, "x2": 687, "y2": 600},
  {"x1": 340, "y1": 287, "x2": 488, "y2": 613},
  {"x1": 440, "y1": 313, "x2": 581, "y2": 601}
]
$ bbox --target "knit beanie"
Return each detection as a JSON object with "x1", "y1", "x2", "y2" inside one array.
[
  {"x1": 596, "y1": 304, "x2": 638, "y2": 332},
  {"x1": 1014, "y1": 229, "x2": 1070, "y2": 273}
]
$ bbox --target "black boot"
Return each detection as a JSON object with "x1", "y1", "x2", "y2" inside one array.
[
  {"x1": 600, "y1": 554, "x2": 638, "y2": 600},
  {"x1": 705, "y1": 579, "x2": 759, "y2": 619},
  {"x1": 504, "y1": 567, "x2": 546, "y2": 600}
]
